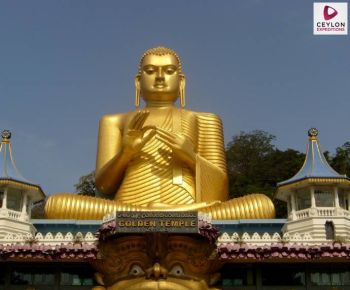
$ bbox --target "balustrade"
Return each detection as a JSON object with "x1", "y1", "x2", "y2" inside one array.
[
  {"x1": 5, "y1": 209, "x2": 23, "y2": 220},
  {"x1": 295, "y1": 209, "x2": 310, "y2": 219},
  {"x1": 317, "y1": 207, "x2": 335, "y2": 217},
  {"x1": 293, "y1": 207, "x2": 350, "y2": 220}
]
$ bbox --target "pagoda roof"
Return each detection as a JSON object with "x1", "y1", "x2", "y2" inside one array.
[
  {"x1": 0, "y1": 130, "x2": 45, "y2": 200},
  {"x1": 278, "y1": 128, "x2": 349, "y2": 187}
]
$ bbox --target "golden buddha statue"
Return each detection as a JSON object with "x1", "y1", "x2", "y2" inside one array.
[{"x1": 45, "y1": 47, "x2": 275, "y2": 220}]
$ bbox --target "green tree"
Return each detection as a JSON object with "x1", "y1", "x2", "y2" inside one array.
[
  {"x1": 329, "y1": 142, "x2": 350, "y2": 177},
  {"x1": 31, "y1": 201, "x2": 46, "y2": 219},
  {"x1": 226, "y1": 130, "x2": 305, "y2": 217},
  {"x1": 74, "y1": 171, "x2": 97, "y2": 196},
  {"x1": 267, "y1": 149, "x2": 305, "y2": 185},
  {"x1": 267, "y1": 148, "x2": 305, "y2": 217},
  {"x1": 226, "y1": 130, "x2": 276, "y2": 197}
]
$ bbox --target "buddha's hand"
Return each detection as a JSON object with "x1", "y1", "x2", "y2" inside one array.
[
  {"x1": 156, "y1": 128, "x2": 196, "y2": 169},
  {"x1": 124, "y1": 111, "x2": 155, "y2": 157}
]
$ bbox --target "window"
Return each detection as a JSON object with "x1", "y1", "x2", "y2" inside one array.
[
  {"x1": 8, "y1": 263, "x2": 96, "y2": 288},
  {"x1": 10, "y1": 270, "x2": 31, "y2": 285},
  {"x1": 33, "y1": 272, "x2": 55, "y2": 285},
  {"x1": 338, "y1": 191, "x2": 347, "y2": 209},
  {"x1": 310, "y1": 269, "x2": 350, "y2": 286},
  {"x1": 10, "y1": 268, "x2": 55, "y2": 286},
  {"x1": 60, "y1": 269, "x2": 94, "y2": 286},
  {"x1": 220, "y1": 264, "x2": 255, "y2": 287},
  {"x1": 261, "y1": 264, "x2": 306, "y2": 286},
  {"x1": 315, "y1": 189, "x2": 334, "y2": 207},
  {"x1": 7, "y1": 189, "x2": 22, "y2": 211},
  {"x1": 296, "y1": 192, "x2": 311, "y2": 210}
]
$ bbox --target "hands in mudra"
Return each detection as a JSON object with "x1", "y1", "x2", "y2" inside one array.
[
  {"x1": 123, "y1": 111, "x2": 155, "y2": 157},
  {"x1": 156, "y1": 127, "x2": 196, "y2": 169},
  {"x1": 125, "y1": 111, "x2": 196, "y2": 168}
]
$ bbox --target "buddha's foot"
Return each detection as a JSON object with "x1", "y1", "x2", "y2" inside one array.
[
  {"x1": 45, "y1": 194, "x2": 143, "y2": 220},
  {"x1": 201, "y1": 193, "x2": 275, "y2": 219},
  {"x1": 45, "y1": 193, "x2": 275, "y2": 220},
  {"x1": 146, "y1": 201, "x2": 220, "y2": 211}
]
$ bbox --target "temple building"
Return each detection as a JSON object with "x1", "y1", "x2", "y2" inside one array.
[
  {"x1": 0, "y1": 131, "x2": 96, "y2": 289},
  {"x1": 276, "y1": 128, "x2": 350, "y2": 241},
  {"x1": 0, "y1": 130, "x2": 45, "y2": 239},
  {"x1": 1, "y1": 129, "x2": 350, "y2": 290}
]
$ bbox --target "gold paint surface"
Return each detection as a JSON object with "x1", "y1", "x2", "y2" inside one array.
[{"x1": 45, "y1": 47, "x2": 275, "y2": 220}]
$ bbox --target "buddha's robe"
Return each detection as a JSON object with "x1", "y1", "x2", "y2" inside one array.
[
  {"x1": 45, "y1": 108, "x2": 275, "y2": 220},
  {"x1": 101, "y1": 107, "x2": 228, "y2": 206}
]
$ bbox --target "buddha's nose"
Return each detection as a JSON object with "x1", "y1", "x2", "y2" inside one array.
[
  {"x1": 155, "y1": 68, "x2": 165, "y2": 81},
  {"x1": 146, "y1": 263, "x2": 168, "y2": 280}
]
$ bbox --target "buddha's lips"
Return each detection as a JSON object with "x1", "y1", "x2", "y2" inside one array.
[{"x1": 154, "y1": 84, "x2": 167, "y2": 88}]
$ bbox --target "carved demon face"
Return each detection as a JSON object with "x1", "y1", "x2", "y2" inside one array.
[{"x1": 93, "y1": 235, "x2": 220, "y2": 290}]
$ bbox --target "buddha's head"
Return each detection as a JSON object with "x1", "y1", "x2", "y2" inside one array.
[
  {"x1": 93, "y1": 235, "x2": 220, "y2": 290},
  {"x1": 135, "y1": 47, "x2": 186, "y2": 107}
]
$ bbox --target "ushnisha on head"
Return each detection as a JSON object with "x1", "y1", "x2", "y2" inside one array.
[{"x1": 135, "y1": 46, "x2": 186, "y2": 108}]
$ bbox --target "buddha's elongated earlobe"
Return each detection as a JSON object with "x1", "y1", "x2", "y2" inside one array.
[
  {"x1": 180, "y1": 75, "x2": 186, "y2": 108},
  {"x1": 135, "y1": 76, "x2": 141, "y2": 108}
]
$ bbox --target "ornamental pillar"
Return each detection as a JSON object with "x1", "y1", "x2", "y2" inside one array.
[
  {"x1": 290, "y1": 193, "x2": 296, "y2": 220},
  {"x1": 310, "y1": 187, "x2": 316, "y2": 208},
  {"x1": 1, "y1": 187, "x2": 8, "y2": 209},
  {"x1": 334, "y1": 187, "x2": 340, "y2": 208},
  {"x1": 21, "y1": 192, "x2": 28, "y2": 214}
]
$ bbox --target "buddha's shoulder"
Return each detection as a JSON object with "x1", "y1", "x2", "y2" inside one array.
[
  {"x1": 182, "y1": 109, "x2": 223, "y2": 124},
  {"x1": 99, "y1": 112, "x2": 131, "y2": 127}
]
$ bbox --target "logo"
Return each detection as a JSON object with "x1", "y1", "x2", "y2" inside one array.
[
  {"x1": 314, "y1": 3, "x2": 348, "y2": 35},
  {"x1": 323, "y1": 5, "x2": 338, "y2": 20}
]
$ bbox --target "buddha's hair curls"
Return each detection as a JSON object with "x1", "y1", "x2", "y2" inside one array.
[{"x1": 138, "y1": 46, "x2": 183, "y2": 75}]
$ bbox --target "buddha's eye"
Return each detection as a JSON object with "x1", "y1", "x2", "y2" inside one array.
[
  {"x1": 165, "y1": 66, "x2": 176, "y2": 75},
  {"x1": 129, "y1": 264, "x2": 145, "y2": 276},
  {"x1": 169, "y1": 264, "x2": 184, "y2": 276},
  {"x1": 144, "y1": 66, "x2": 155, "y2": 74}
]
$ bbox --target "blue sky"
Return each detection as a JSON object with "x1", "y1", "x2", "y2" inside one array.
[{"x1": 0, "y1": 0, "x2": 349, "y2": 195}]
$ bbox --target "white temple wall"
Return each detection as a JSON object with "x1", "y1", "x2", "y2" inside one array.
[
  {"x1": 282, "y1": 216, "x2": 350, "y2": 242},
  {"x1": 0, "y1": 216, "x2": 36, "y2": 239}
]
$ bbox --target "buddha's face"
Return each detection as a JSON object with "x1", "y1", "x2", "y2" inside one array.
[{"x1": 138, "y1": 54, "x2": 183, "y2": 103}]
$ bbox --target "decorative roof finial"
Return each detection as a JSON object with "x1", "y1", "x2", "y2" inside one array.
[
  {"x1": 277, "y1": 127, "x2": 348, "y2": 187},
  {"x1": 1, "y1": 130, "x2": 11, "y2": 142},
  {"x1": 0, "y1": 129, "x2": 44, "y2": 204},
  {"x1": 308, "y1": 128, "x2": 318, "y2": 138}
]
